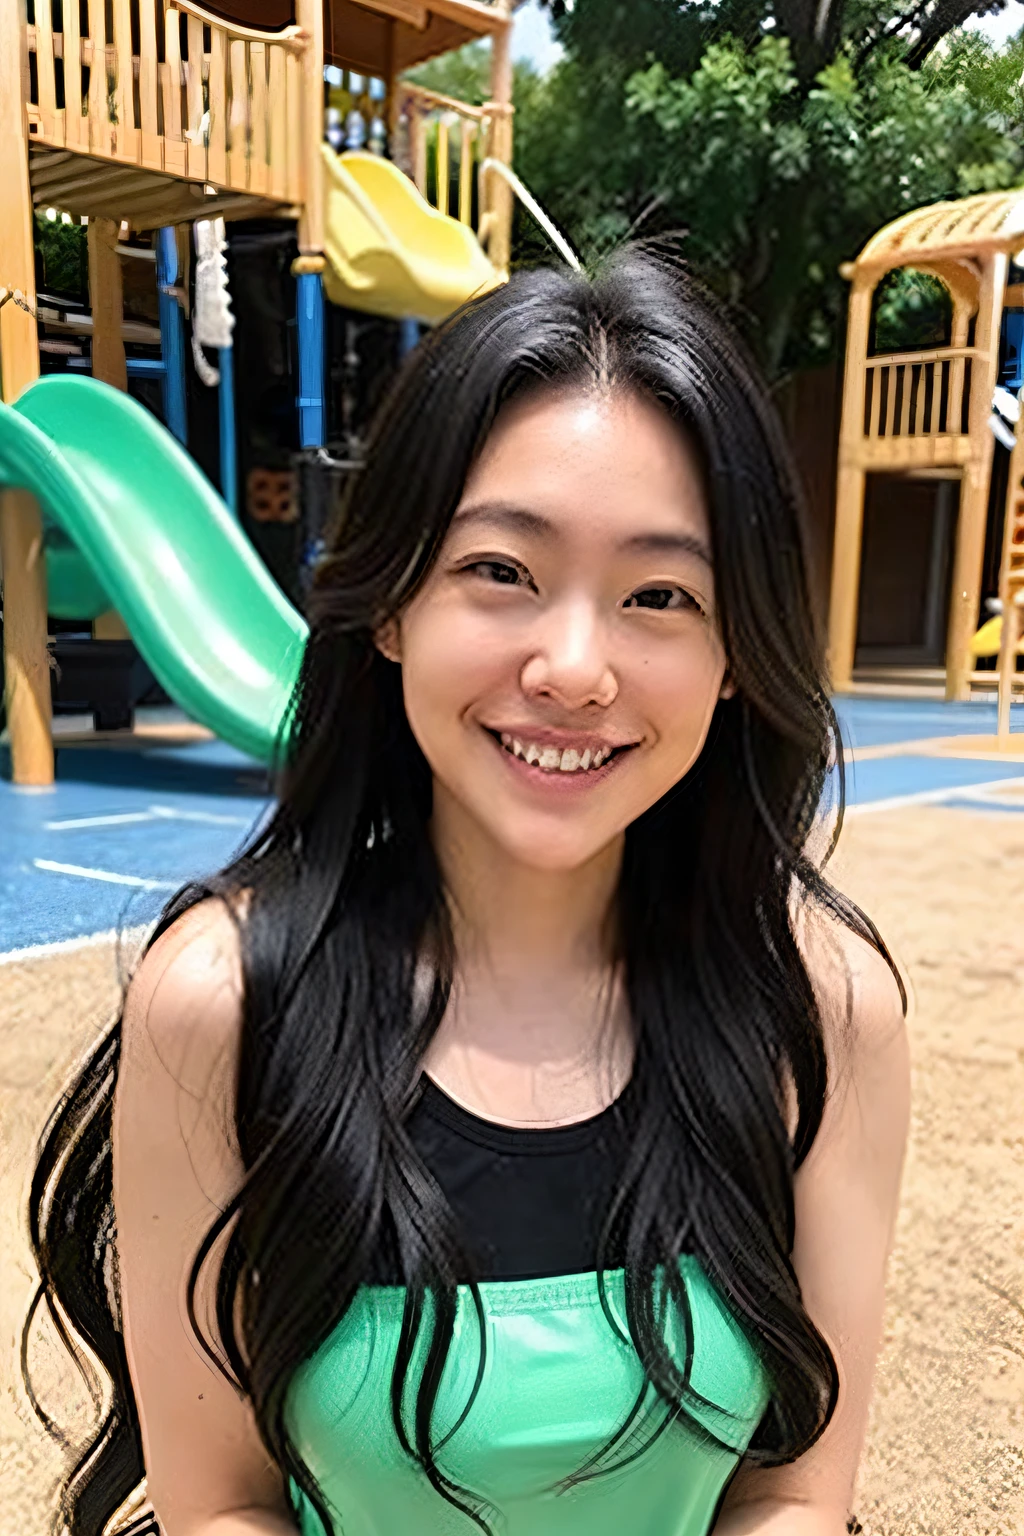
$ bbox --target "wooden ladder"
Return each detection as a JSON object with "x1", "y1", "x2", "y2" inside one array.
[{"x1": 996, "y1": 418, "x2": 1024, "y2": 741}]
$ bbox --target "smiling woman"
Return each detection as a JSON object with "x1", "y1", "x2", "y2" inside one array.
[{"x1": 26, "y1": 248, "x2": 909, "y2": 1536}]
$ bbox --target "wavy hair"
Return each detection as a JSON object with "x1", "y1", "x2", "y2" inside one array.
[{"x1": 25, "y1": 246, "x2": 901, "y2": 1536}]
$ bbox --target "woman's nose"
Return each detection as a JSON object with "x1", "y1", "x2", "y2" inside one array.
[{"x1": 519, "y1": 600, "x2": 618, "y2": 710}]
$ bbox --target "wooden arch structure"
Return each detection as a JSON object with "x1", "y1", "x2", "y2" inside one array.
[{"x1": 828, "y1": 189, "x2": 1024, "y2": 699}]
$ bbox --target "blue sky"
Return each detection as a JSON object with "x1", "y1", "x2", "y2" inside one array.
[
  {"x1": 512, "y1": 0, "x2": 1024, "y2": 71},
  {"x1": 512, "y1": 1, "x2": 564, "y2": 71}
]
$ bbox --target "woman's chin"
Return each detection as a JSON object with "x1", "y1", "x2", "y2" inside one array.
[{"x1": 471, "y1": 808, "x2": 624, "y2": 876}]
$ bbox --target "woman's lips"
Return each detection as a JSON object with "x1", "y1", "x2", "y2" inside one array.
[{"x1": 484, "y1": 726, "x2": 635, "y2": 788}]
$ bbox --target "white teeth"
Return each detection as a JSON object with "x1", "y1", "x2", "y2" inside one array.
[{"x1": 496, "y1": 735, "x2": 620, "y2": 771}]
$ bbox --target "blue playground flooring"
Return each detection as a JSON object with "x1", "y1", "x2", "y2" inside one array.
[{"x1": 2, "y1": 696, "x2": 1023, "y2": 956}]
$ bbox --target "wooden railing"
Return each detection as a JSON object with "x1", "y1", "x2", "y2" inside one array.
[
  {"x1": 394, "y1": 83, "x2": 487, "y2": 226},
  {"x1": 392, "y1": 80, "x2": 512, "y2": 263},
  {"x1": 863, "y1": 345, "x2": 975, "y2": 440},
  {"x1": 24, "y1": 0, "x2": 307, "y2": 201}
]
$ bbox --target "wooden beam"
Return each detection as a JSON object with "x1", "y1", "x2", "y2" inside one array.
[
  {"x1": 1, "y1": 0, "x2": 53, "y2": 785},
  {"x1": 33, "y1": 168, "x2": 165, "y2": 203},
  {"x1": 485, "y1": 8, "x2": 513, "y2": 273},
  {"x1": 409, "y1": 0, "x2": 503, "y2": 29},
  {"x1": 945, "y1": 250, "x2": 1009, "y2": 700},
  {"x1": 87, "y1": 217, "x2": 128, "y2": 390},
  {"x1": 43, "y1": 313, "x2": 162, "y2": 344},
  {"x1": 363, "y1": 0, "x2": 427, "y2": 26},
  {"x1": 296, "y1": 0, "x2": 324, "y2": 254},
  {"x1": 0, "y1": 490, "x2": 54, "y2": 787},
  {"x1": 0, "y1": 0, "x2": 40, "y2": 403},
  {"x1": 827, "y1": 278, "x2": 874, "y2": 691},
  {"x1": 28, "y1": 149, "x2": 77, "y2": 180}
]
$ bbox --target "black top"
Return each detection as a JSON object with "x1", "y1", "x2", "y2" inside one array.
[{"x1": 371, "y1": 1075, "x2": 636, "y2": 1284}]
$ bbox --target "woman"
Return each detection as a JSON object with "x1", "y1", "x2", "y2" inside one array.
[{"x1": 27, "y1": 248, "x2": 909, "y2": 1536}]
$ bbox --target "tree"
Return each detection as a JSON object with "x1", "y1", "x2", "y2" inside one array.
[
  {"x1": 403, "y1": 39, "x2": 493, "y2": 105},
  {"x1": 515, "y1": 0, "x2": 1024, "y2": 376}
]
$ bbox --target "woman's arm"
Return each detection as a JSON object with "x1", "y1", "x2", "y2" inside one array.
[
  {"x1": 714, "y1": 911, "x2": 911, "y2": 1536},
  {"x1": 112, "y1": 899, "x2": 298, "y2": 1536}
]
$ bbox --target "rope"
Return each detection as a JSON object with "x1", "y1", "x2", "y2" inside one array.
[
  {"x1": 0, "y1": 287, "x2": 39, "y2": 319},
  {"x1": 479, "y1": 159, "x2": 582, "y2": 273}
]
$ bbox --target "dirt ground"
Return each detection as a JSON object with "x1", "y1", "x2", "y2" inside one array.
[{"x1": 1, "y1": 805, "x2": 1023, "y2": 1535}]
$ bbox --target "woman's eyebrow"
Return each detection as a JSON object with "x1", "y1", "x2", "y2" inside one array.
[
  {"x1": 452, "y1": 501, "x2": 712, "y2": 567},
  {"x1": 623, "y1": 531, "x2": 712, "y2": 566},
  {"x1": 451, "y1": 501, "x2": 552, "y2": 537}
]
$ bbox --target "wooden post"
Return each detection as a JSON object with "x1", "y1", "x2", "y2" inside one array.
[
  {"x1": 994, "y1": 376, "x2": 1024, "y2": 744},
  {"x1": 996, "y1": 594, "x2": 1018, "y2": 745},
  {"x1": 295, "y1": 0, "x2": 324, "y2": 256},
  {"x1": 385, "y1": 19, "x2": 403, "y2": 160},
  {"x1": 0, "y1": 0, "x2": 53, "y2": 785},
  {"x1": 0, "y1": 491, "x2": 54, "y2": 786},
  {"x1": 827, "y1": 275, "x2": 874, "y2": 691},
  {"x1": 486, "y1": 7, "x2": 514, "y2": 274},
  {"x1": 87, "y1": 219, "x2": 129, "y2": 643},
  {"x1": 945, "y1": 251, "x2": 1008, "y2": 700},
  {"x1": 87, "y1": 218, "x2": 128, "y2": 390},
  {"x1": 0, "y1": 0, "x2": 39, "y2": 404}
]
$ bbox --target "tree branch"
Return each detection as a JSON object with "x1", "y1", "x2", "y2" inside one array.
[
  {"x1": 854, "y1": 0, "x2": 932, "y2": 71},
  {"x1": 904, "y1": 0, "x2": 1009, "y2": 67}
]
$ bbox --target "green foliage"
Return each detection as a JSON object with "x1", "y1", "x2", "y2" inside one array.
[
  {"x1": 515, "y1": 2, "x2": 1024, "y2": 377},
  {"x1": 403, "y1": 39, "x2": 540, "y2": 110},
  {"x1": 404, "y1": 40, "x2": 493, "y2": 106},
  {"x1": 872, "y1": 268, "x2": 952, "y2": 353},
  {"x1": 34, "y1": 212, "x2": 87, "y2": 301}
]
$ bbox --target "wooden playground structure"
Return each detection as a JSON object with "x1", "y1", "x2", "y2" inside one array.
[
  {"x1": 829, "y1": 189, "x2": 1024, "y2": 709},
  {"x1": 0, "y1": 0, "x2": 517, "y2": 786}
]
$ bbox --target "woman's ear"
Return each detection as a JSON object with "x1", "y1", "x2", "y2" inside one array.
[
  {"x1": 374, "y1": 617, "x2": 402, "y2": 665},
  {"x1": 719, "y1": 668, "x2": 737, "y2": 701}
]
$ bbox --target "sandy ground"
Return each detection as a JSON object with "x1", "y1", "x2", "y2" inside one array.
[{"x1": 1, "y1": 805, "x2": 1023, "y2": 1535}]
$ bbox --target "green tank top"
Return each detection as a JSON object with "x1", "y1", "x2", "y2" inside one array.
[{"x1": 285, "y1": 1257, "x2": 771, "y2": 1536}]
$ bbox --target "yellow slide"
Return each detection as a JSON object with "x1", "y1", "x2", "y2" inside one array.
[
  {"x1": 321, "y1": 148, "x2": 504, "y2": 324},
  {"x1": 970, "y1": 613, "x2": 1024, "y2": 658}
]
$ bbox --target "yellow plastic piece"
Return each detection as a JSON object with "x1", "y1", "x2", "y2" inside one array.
[
  {"x1": 321, "y1": 147, "x2": 504, "y2": 324},
  {"x1": 970, "y1": 613, "x2": 1024, "y2": 658}
]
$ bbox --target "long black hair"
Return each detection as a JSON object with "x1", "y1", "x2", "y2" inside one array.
[{"x1": 25, "y1": 246, "x2": 902, "y2": 1536}]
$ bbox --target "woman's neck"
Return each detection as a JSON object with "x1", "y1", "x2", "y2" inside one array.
[{"x1": 423, "y1": 784, "x2": 633, "y2": 1126}]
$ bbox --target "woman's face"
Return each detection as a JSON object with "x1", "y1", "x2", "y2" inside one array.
[{"x1": 381, "y1": 386, "x2": 731, "y2": 873}]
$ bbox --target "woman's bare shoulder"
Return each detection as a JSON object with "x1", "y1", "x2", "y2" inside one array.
[
  {"x1": 795, "y1": 893, "x2": 908, "y2": 1088},
  {"x1": 122, "y1": 894, "x2": 249, "y2": 1097}
]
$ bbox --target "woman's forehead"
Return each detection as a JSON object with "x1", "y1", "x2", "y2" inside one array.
[{"x1": 457, "y1": 387, "x2": 711, "y2": 552}]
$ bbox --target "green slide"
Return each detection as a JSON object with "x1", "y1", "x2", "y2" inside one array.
[{"x1": 0, "y1": 375, "x2": 308, "y2": 762}]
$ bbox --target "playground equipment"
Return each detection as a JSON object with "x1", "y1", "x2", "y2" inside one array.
[
  {"x1": 0, "y1": 0, "x2": 523, "y2": 785},
  {"x1": 1, "y1": 375, "x2": 306, "y2": 759},
  {"x1": 322, "y1": 147, "x2": 503, "y2": 322},
  {"x1": 994, "y1": 406, "x2": 1024, "y2": 742},
  {"x1": 829, "y1": 190, "x2": 1024, "y2": 701}
]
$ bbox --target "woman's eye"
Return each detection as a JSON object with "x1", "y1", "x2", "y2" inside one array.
[
  {"x1": 624, "y1": 585, "x2": 702, "y2": 613},
  {"x1": 465, "y1": 559, "x2": 532, "y2": 587}
]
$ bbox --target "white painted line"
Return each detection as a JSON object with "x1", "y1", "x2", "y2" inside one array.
[
  {"x1": 44, "y1": 811, "x2": 158, "y2": 831},
  {"x1": 846, "y1": 775, "x2": 1024, "y2": 816},
  {"x1": 43, "y1": 805, "x2": 252, "y2": 832},
  {"x1": 0, "y1": 924, "x2": 152, "y2": 966},
  {"x1": 149, "y1": 805, "x2": 251, "y2": 825},
  {"x1": 33, "y1": 859, "x2": 180, "y2": 891}
]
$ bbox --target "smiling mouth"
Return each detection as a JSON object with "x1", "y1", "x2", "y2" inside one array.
[{"x1": 484, "y1": 729, "x2": 637, "y2": 776}]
